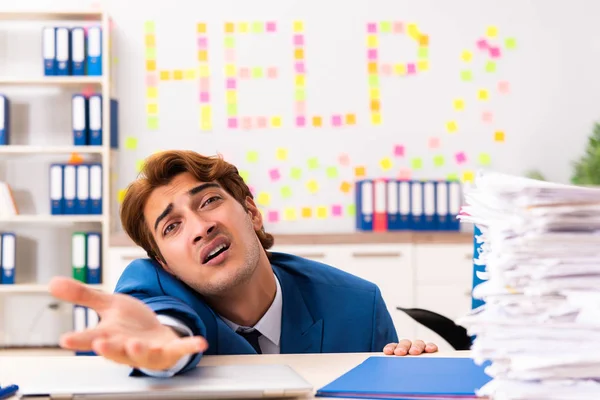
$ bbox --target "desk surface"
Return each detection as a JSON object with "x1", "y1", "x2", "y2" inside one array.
[{"x1": 2, "y1": 350, "x2": 471, "y2": 399}]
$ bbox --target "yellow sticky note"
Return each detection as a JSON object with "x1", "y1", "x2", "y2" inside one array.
[
  {"x1": 293, "y1": 21, "x2": 304, "y2": 33},
  {"x1": 407, "y1": 23, "x2": 419, "y2": 39},
  {"x1": 446, "y1": 120, "x2": 458, "y2": 133},
  {"x1": 316, "y1": 206, "x2": 327, "y2": 219},
  {"x1": 301, "y1": 207, "x2": 312, "y2": 218},
  {"x1": 173, "y1": 70, "x2": 183, "y2": 80},
  {"x1": 125, "y1": 137, "x2": 138, "y2": 150},
  {"x1": 486, "y1": 26, "x2": 498, "y2": 38},
  {"x1": 462, "y1": 170, "x2": 475, "y2": 183},
  {"x1": 453, "y1": 98, "x2": 465, "y2": 111},
  {"x1": 199, "y1": 65, "x2": 210, "y2": 77},
  {"x1": 394, "y1": 64, "x2": 407, "y2": 75},
  {"x1": 284, "y1": 207, "x2": 297, "y2": 221},
  {"x1": 246, "y1": 151, "x2": 259, "y2": 163},
  {"x1": 276, "y1": 148, "x2": 288, "y2": 161},
  {"x1": 225, "y1": 22, "x2": 235, "y2": 33},
  {"x1": 147, "y1": 116, "x2": 158, "y2": 130},
  {"x1": 239, "y1": 170, "x2": 250, "y2": 182},
  {"x1": 417, "y1": 60, "x2": 429, "y2": 71},
  {"x1": 197, "y1": 50, "x2": 208, "y2": 62},
  {"x1": 257, "y1": 192, "x2": 271, "y2": 206},
  {"x1": 135, "y1": 160, "x2": 145, "y2": 173},
  {"x1": 340, "y1": 181, "x2": 352, "y2": 193},
  {"x1": 196, "y1": 23, "x2": 206, "y2": 33},
  {"x1": 147, "y1": 103, "x2": 158, "y2": 114},
  {"x1": 201, "y1": 104, "x2": 211, "y2": 119},
  {"x1": 281, "y1": 186, "x2": 292, "y2": 199},
  {"x1": 225, "y1": 64, "x2": 236, "y2": 77},
  {"x1": 371, "y1": 112, "x2": 382, "y2": 125},
  {"x1": 306, "y1": 179, "x2": 319, "y2": 194},
  {"x1": 145, "y1": 60, "x2": 156, "y2": 71},
  {"x1": 379, "y1": 157, "x2": 393, "y2": 171},
  {"x1": 367, "y1": 35, "x2": 378, "y2": 48},
  {"x1": 478, "y1": 89, "x2": 489, "y2": 101},
  {"x1": 295, "y1": 75, "x2": 305, "y2": 87},
  {"x1": 145, "y1": 34, "x2": 155, "y2": 47},
  {"x1": 312, "y1": 116, "x2": 323, "y2": 127},
  {"x1": 159, "y1": 70, "x2": 170, "y2": 80},
  {"x1": 461, "y1": 50, "x2": 472, "y2": 62},
  {"x1": 354, "y1": 166, "x2": 366, "y2": 178},
  {"x1": 146, "y1": 86, "x2": 157, "y2": 97},
  {"x1": 117, "y1": 189, "x2": 127, "y2": 203},
  {"x1": 238, "y1": 22, "x2": 249, "y2": 33},
  {"x1": 369, "y1": 88, "x2": 380, "y2": 99},
  {"x1": 271, "y1": 116, "x2": 282, "y2": 128},
  {"x1": 494, "y1": 131, "x2": 505, "y2": 142},
  {"x1": 226, "y1": 90, "x2": 237, "y2": 104}
]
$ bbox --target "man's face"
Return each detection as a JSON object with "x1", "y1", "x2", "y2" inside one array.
[{"x1": 143, "y1": 172, "x2": 264, "y2": 296}]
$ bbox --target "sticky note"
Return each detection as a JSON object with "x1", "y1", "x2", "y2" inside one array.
[
  {"x1": 224, "y1": 22, "x2": 235, "y2": 33},
  {"x1": 224, "y1": 36, "x2": 235, "y2": 49},
  {"x1": 295, "y1": 75, "x2": 305, "y2": 87},
  {"x1": 453, "y1": 98, "x2": 465, "y2": 111},
  {"x1": 295, "y1": 89, "x2": 306, "y2": 101},
  {"x1": 280, "y1": 186, "x2": 292, "y2": 199},
  {"x1": 146, "y1": 47, "x2": 156, "y2": 59},
  {"x1": 419, "y1": 34, "x2": 429, "y2": 46},
  {"x1": 332, "y1": 115, "x2": 343, "y2": 127},
  {"x1": 266, "y1": 21, "x2": 277, "y2": 32},
  {"x1": 332, "y1": 204, "x2": 343, "y2": 217},
  {"x1": 447, "y1": 173, "x2": 459, "y2": 182},
  {"x1": 294, "y1": 48, "x2": 304, "y2": 60},
  {"x1": 462, "y1": 170, "x2": 475, "y2": 183},
  {"x1": 394, "y1": 64, "x2": 407, "y2": 75},
  {"x1": 316, "y1": 206, "x2": 328, "y2": 219},
  {"x1": 489, "y1": 47, "x2": 501, "y2": 58},
  {"x1": 368, "y1": 75, "x2": 379, "y2": 87},
  {"x1": 246, "y1": 150, "x2": 259, "y2": 163},
  {"x1": 428, "y1": 137, "x2": 440, "y2": 149},
  {"x1": 268, "y1": 210, "x2": 279, "y2": 223},
  {"x1": 407, "y1": 23, "x2": 419, "y2": 39},
  {"x1": 146, "y1": 87, "x2": 158, "y2": 98},
  {"x1": 482, "y1": 111, "x2": 493, "y2": 123},
  {"x1": 478, "y1": 89, "x2": 489, "y2": 101},
  {"x1": 380, "y1": 63, "x2": 393, "y2": 76},
  {"x1": 346, "y1": 204, "x2": 356, "y2": 217},
  {"x1": 284, "y1": 207, "x2": 297, "y2": 221},
  {"x1": 256, "y1": 117, "x2": 267, "y2": 129},
  {"x1": 257, "y1": 192, "x2": 271, "y2": 206},
  {"x1": 455, "y1": 152, "x2": 467, "y2": 164},
  {"x1": 446, "y1": 120, "x2": 458, "y2": 133},
  {"x1": 226, "y1": 64, "x2": 237, "y2": 78},
  {"x1": 199, "y1": 65, "x2": 210, "y2": 77},
  {"x1": 418, "y1": 47, "x2": 428, "y2": 59},
  {"x1": 398, "y1": 168, "x2": 412, "y2": 180},
  {"x1": 370, "y1": 100, "x2": 381, "y2": 112},
  {"x1": 135, "y1": 160, "x2": 145, "y2": 173},
  {"x1": 293, "y1": 21, "x2": 304, "y2": 32},
  {"x1": 393, "y1": 145, "x2": 405, "y2": 157},
  {"x1": 498, "y1": 81, "x2": 510, "y2": 94},
  {"x1": 461, "y1": 50, "x2": 472, "y2": 62},
  {"x1": 301, "y1": 207, "x2": 312, "y2": 218},
  {"x1": 252, "y1": 67, "x2": 263, "y2": 79},
  {"x1": 479, "y1": 153, "x2": 491, "y2": 166},
  {"x1": 355, "y1": 166, "x2": 366, "y2": 177},
  {"x1": 197, "y1": 23, "x2": 206, "y2": 33},
  {"x1": 461, "y1": 70, "x2": 473, "y2": 81},
  {"x1": 486, "y1": 26, "x2": 498, "y2": 38},
  {"x1": 380, "y1": 21, "x2": 392, "y2": 33},
  {"x1": 226, "y1": 90, "x2": 237, "y2": 104},
  {"x1": 306, "y1": 179, "x2": 319, "y2": 194},
  {"x1": 494, "y1": 131, "x2": 505, "y2": 142},
  {"x1": 326, "y1": 166, "x2": 339, "y2": 178},
  {"x1": 477, "y1": 39, "x2": 488, "y2": 50},
  {"x1": 227, "y1": 104, "x2": 237, "y2": 116},
  {"x1": 267, "y1": 67, "x2": 278, "y2": 79},
  {"x1": 371, "y1": 112, "x2": 382, "y2": 125},
  {"x1": 296, "y1": 116, "x2": 306, "y2": 127},
  {"x1": 144, "y1": 21, "x2": 155, "y2": 34},
  {"x1": 505, "y1": 37, "x2": 517, "y2": 50},
  {"x1": 294, "y1": 34, "x2": 304, "y2": 46},
  {"x1": 369, "y1": 88, "x2": 380, "y2": 99},
  {"x1": 433, "y1": 155, "x2": 445, "y2": 167},
  {"x1": 411, "y1": 158, "x2": 423, "y2": 170},
  {"x1": 338, "y1": 153, "x2": 350, "y2": 166},
  {"x1": 145, "y1": 60, "x2": 156, "y2": 71},
  {"x1": 417, "y1": 60, "x2": 429, "y2": 72},
  {"x1": 227, "y1": 118, "x2": 238, "y2": 129},
  {"x1": 307, "y1": 157, "x2": 319, "y2": 169},
  {"x1": 147, "y1": 116, "x2": 158, "y2": 130},
  {"x1": 147, "y1": 103, "x2": 158, "y2": 114},
  {"x1": 125, "y1": 137, "x2": 138, "y2": 150},
  {"x1": 271, "y1": 116, "x2": 282, "y2": 128},
  {"x1": 312, "y1": 116, "x2": 323, "y2": 127},
  {"x1": 340, "y1": 181, "x2": 352, "y2": 194},
  {"x1": 346, "y1": 114, "x2": 356, "y2": 125},
  {"x1": 379, "y1": 157, "x2": 393, "y2": 171},
  {"x1": 199, "y1": 91, "x2": 209, "y2": 102},
  {"x1": 276, "y1": 148, "x2": 288, "y2": 161},
  {"x1": 295, "y1": 62, "x2": 305, "y2": 74},
  {"x1": 159, "y1": 70, "x2": 170, "y2": 80},
  {"x1": 197, "y1": 49, "x2": 208, "y2": 62},
  {"x1": 197, "y1": 37, "x2": 208, "y2": 49},
  {"x1": 238, "y1": 22, "x2": 249, "y2": 33},
  {"x1": 367, "y1": 22, "x2": 377, "y2": 33},
  {"x1": 368, "y1": 49, "x2": 378, "y2": 60},
  {"x1": 269, "y1": 168, "x2": 280, "y2": 182},
  {"x1": 368, "y1": 62, "x2": 377, "y2": 74},
  {"x1": 485, "y1": 61, "x2": 496, "y2": 73},
  {"x1": 226, "y1": 78, "x2": 236, "y2": 90},
  {"x1": 367, "y1": 35, "x2": 378, "y2": 48},
  {"x1": 118, "y1": 189, "x2": 127, "y2": 203},
  {"x1": 407, "y1": 63, "x2": 416, "y2": 74},
  {"x1": 290, "y1": 167, "x2": 302, "y2": 180},
  {"x1": 145, "y1": 34, "x2": 155, "y2": 47},
  {"x1": 173, "y1": 70, "x2": 183, "y2": 80},
  {"x1": 239, "y1": 170, "x2": 250, "y2": 182}
]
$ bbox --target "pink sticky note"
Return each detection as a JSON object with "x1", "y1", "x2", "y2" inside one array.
[
  {"x1": 398, "y1": 168, "x2": 412, "y2": 180},
  {"x1": 489, "y1": 47, "x2": 501, "y2": 58},
  {"x1": 269, "y1": 168, "x2": 281, "y2": 181},
  {"x1": 109, "y1": 19, "x2": 115, "y2": 31},
  {"x1": 266, "y1": 21, "x2": 277, "y2": 32},
  {"x1": 296, "y1": 115, "x2": 306, "y2": 127},
  {"x1": 332, "y1": 115, "x2": 343, "y2": 127},
  {"x1": 332, "y1": 204, "x2": 343, "y2": 217},
  {"x1": 256, "y1": 117, "x2": 267, "y2": 128},
  {"x1": 249, "y1": 186, "x2": 255, "y2": 195},
  {"x1": 82, "y1": 85, "x2": 95, "y2": 97},
  {"x1": 197, "y1": 37, "x2": 208, "y2": 49},
  {"x1": 455, "y1": 152, "x2": 467, "y2": 164},
  {"x1": 295, "y1": 62, "x2": 305, "y2": 74},
  {"x1": 268, "y1": 210, "x2": 279, "y2": 223},
  {"x1": 239, "y1": 67, "x2": 250, "y2": 79},
  {"x1": 294, "y1": 34, "x2": 304, "y2": 46},
  {"x1": 295, "y1": 101, "x2": 306, "y2": 115},
  {"x1": 380, "y1": 63, "x2": 392, "y2": 76},
  {"x1": 367, "y1": 23, "x2": 377, "y2": 33},
  {"x1": 267, "y1": 67, "x2": 278, "y2": 79},
  {"x1": 394, "y1": 145, "x2": 405, "y2": 157},
  {"x1": 368, "y1": 49, "x2": 378, "y2": 60},
  {"x1": 242, "y1": 117, "x2": 252, "y2": 130},
  {"x1": 225, "y1": 49, "x2": 235, "y2": 63},
  {"x1": 428, "y1": 137, "x2": 440, "y2": 149},
  {"x1": 393, "y1": 22, "x2": 404, "y2": 33},
  {"x1": 226, "y1": 78, "x2": 236, "y2": 89},
  {"x1": 477, "y1": 39, "x2": 488, "y2": 50},
  {"x1": 482, "y1": 111, "x2": 493, "y2": 123},
  {"x1": 338, "y1": 153, "x2": 350, "y2": 166},
  {"x1": 227, "y1": 118, "x2": 238, "y2": 129},
  {"x1": 498, "y1": 81, "x2": 510, "y2": 94},
  {"x1": 199, "y1": 91, "x2": 210, "y2": 102},
  {"x1": 145, "y1": 74, "x2": 157, "y2": 87},
  {"x1": 200, "y1": 78, "x2": 210, "y2": 91},
  {"x1": 407, "y1": 63, "x2": 416, "y2": 74}
]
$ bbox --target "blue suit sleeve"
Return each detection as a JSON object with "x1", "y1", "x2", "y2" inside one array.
[{"x1": 371, "y1": 286, "x2": 399, "y2": 351}]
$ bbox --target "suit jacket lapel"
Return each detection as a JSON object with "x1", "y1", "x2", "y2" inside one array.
[{"x1": 274, "y1": 266, "x2": 324, "y2": 354}]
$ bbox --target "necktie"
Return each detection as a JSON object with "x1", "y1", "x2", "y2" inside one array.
[{"x1": 236, "y1": 328, "x2": 262, "y2": 354}]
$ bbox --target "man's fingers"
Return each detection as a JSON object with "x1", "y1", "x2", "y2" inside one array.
[
  {"x1": 60, "y1": 328, "x2": 106, "y2": 351},
  {"x1": 394, "y1": 339, "x2": 412, "y2": 356},
  {"x1": 49, "y1": 277, "x2": 111, "y2": 312},
  {"x1": 125, "y1": 336, "x2": 207, "y2": 371},
  {"x1": 91, "y1": 336, "x2": 131, "y2": 366},
  {"x1": 409, "y1": 340, "x2": 426, "y2": 355},
  {"x1": 383, "y1": 343, "x2": 397, "y2": 355},
  {"x1": 425, "y1": 342, "x2": 438, "y2": 353}
]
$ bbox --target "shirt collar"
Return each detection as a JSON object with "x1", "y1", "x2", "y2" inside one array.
[{"x1": 219, "y1": 273, "x2": 282, "y2": 347}]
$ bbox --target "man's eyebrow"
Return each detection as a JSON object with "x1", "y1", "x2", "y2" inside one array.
[
  {"x1": 188, "y1": 182, "x2": 221, "y2": 196},
  {"x1": 154, "y1": 203, "x2": 173, "y2": 233}
]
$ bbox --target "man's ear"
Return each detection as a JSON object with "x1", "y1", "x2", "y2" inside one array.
[{"x1": 245, "y1": 196, "x2": 264, "y2": 231}]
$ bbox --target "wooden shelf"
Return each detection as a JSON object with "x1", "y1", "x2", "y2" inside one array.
[
  {"x1": 0, "y1": 283, "x2": 104, "y2": 294},
  {"x1": 0, "y1": 145, "x2": 105, "y2": 154},
  {"x1": 0, "y1": 215, "x2": 104, "y2": 223},
  {"x1": 0, "y1": 10, "x2": 103, "y2": 21},
  {"x1": 0, "y1": 76, "x2": 103, "y2": 85}
]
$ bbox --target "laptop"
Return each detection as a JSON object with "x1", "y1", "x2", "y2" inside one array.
[{"x1": 10, "y1": 357, "x2": 313, "y2": 399}]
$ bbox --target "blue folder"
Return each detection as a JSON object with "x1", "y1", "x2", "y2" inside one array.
[{"x1": 316, "y1": 356, "x2": 492, "y2": 399}]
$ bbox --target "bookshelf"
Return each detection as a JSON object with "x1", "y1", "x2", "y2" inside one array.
[{"x1": 0, "y1": 10, "x2": 115, "y2": 345}]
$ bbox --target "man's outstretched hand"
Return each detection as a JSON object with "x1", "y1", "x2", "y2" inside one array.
[
  {"x1": 49, "y1": 277, "x2": 207, "y2": 371},
  {"x1": 383, "y1": 340, "x2": 438, "y2": 356}
]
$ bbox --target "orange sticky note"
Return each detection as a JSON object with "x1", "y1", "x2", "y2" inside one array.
[
  {"x1": 340, "y1": 181, "x2": 352, "y2": 193},
  {"x1": 370, "y1": 100, "x2": 380, "y2": 111},
  {"x1": 494, "y1": 131, "x2": 505, "y2": 142},
  {"x1": 312, "y1": 116, "x2": 323, "y2": 127},
  {"x1": 197, "y1": 50, "x2": 208, "y2": 62},
  {"x1": 354, "y1": 166, "x2": 366, "y2": 178},
  {"x1": 225, "y1": 22, "x2": 235, "y2": 33},
  {"x1": 294, "y1": 48, "x2": 304, "y2": 60},
  {"x1": 301, "y1": 207, "x2": 312, "y2": 218},
  {"x1": 418, "y1": 34, "x2": 429, "y2": 46},
  {"x1": 345, "y1": 114, "x2": 356, "y2": 125},
  {"x1": 368, "y1": 62, "x2": 378, "y2": 74}
]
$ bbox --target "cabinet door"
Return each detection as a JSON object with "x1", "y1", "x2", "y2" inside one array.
[{"x1": 414, "y1": 244, "x2": 473, "y2": 285}]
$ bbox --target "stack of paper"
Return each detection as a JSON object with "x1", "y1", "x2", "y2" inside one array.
[{"x1": 457, "y1": 171, "x2": 600, "y2": 400}]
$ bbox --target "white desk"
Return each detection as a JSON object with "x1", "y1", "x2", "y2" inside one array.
[{"x1": 1, "y1": 350, "x2": 472, "y2": 399}]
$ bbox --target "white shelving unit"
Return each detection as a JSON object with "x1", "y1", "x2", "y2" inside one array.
[{"x1": 0, "y1": 10, "x2": 115, "y2": 302}]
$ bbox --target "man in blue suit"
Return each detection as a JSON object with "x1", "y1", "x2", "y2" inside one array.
[{"x1": 50, "y1": 150, "x2": 438, "y2": 377}]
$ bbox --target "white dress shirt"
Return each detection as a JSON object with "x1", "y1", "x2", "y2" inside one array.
[{"x1": 141, "y1": 273, "x2": 283, "y2": 378}]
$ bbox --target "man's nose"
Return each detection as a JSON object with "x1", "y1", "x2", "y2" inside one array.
[{"x1": 189, "y1": 215, "x2": 216, "y2": 244}]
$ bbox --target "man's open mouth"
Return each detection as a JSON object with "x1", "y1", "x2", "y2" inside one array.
[{"x1": 201, "y1": 237, "x2": 231, "y2": 264}]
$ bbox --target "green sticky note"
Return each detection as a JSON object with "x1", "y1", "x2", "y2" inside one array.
[
  {"x1": 307, "y1": 157, "x2": 319, "y2": 169},
  {"x1": 411, "y1": 157, "x2": 423, "y2": 170},
  {"x1": 290, "y1": 167, "x2": 302, "y2": 180},
  {"x1": 380, "y1": 21, "x2": 392, "y2": 33},
  {"x1": 447, "y1": 173, "x2": 459, "y2": 182},
  {"x1": 433, "y1": 155, "x2": 445, "y2": 167},
  {"x1": 224, "y1": 36, "x2": 235, "y2": 49},
  {"x1": 145, "y1": 47, "x2": 156, "y2": 59},
  {"x1": 252, "y1": 67, "x2": 263, "y2": 78},
  {"x1": 135, "y1": 160, "x2": 145, "y2": 173},
  {"x1": 418, "y1": 47, "x2": 428, "y2": 59},
  {"x1": 326, "y1": 166, "x2": 339, "y2": 179},
  {"x1": 295, "y1": 89, "x2": 306, "y2": 101},
  {"x1": 461, "y1": 70, "x2": 473, "y2": 82},
  {"x1": 227, "y1": 104, "x2": 237, "y2": 116},
  {"x1": 505, "y1": 37, "x2": 517, "y2": 50},
  {"x1": 479, "y1": 153, "x2": 492, "y2": 166},
  {"x1": 368, "y1": 74, "x2": 379, "y2": 87},
  {"x1": 124, "y1": 137, "x2": 138, "y2": 150},
  {"x1": 144, "y1": 21, "x2": 155, "y2": 34},
  {"x1": 252, "y1": 21, "x2": 263, "y2": 33},
  {"x1": 280, "y1": 186, "x2": 292, "y2": 199},
  {"x1": 239, "y1": 170, "x2": 250, "y2": 182},
  {"x1": 346, "y1": 204, "x2": 356, "y2": 217},
  {"x1": 147, "y1": 116, "x2": 159, "y2": 130},
  {"x1": 485, "y1": 61, "x2": 496, "y2": 73},
  {"x1": 246, "y1": 151, "x2": 259, "y2": 163}
]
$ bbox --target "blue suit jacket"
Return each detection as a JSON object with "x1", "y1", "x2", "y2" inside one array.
[{"x1": 115, "y1": 252, "x2": 398, "y2": 374}]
